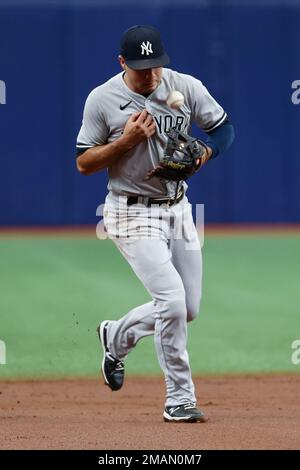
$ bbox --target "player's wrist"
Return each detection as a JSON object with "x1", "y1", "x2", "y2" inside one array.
[
  {"x1": 199, "y1": 146, "x2": 212, "y2": 168},
  {"x1": 205, "y1": 145, "x2": 213, "y2": 160},
  {"x1": 117, "y1": 133, "x2": 137, "y2": 151}
]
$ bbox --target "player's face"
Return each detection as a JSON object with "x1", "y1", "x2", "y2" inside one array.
[
  {"x1": 119, "y1": 56, "x2": 162, "y2": 95},
  {"x1": 126, "y1": 67, "x2": 163, "y2": 94}
]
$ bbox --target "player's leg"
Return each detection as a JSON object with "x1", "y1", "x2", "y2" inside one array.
[
  {"x1": 171, "y1": 239, "x2": 202, "y2": 322},
  {"x1": 170, "y1": 202, "x2": 202, "y2": 322},
  {"x1": 101, "y1": 193, "x2": 159, "y2": 350},
  {"x1": 105, "y1": 300, "x2": 156, "y2": 358},
  {"x1": 107, "y1": 237, "x2": 196, "y2": 405},
  {"x1": 105, "y1": 201, "x2": 201, "y2": 357}
]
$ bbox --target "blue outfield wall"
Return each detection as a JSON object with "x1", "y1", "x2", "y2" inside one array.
[{"x1": 0, "y1": 0, "x2": 299, "y2": 225}]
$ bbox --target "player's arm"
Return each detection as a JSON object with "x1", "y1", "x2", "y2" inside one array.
[
  {"x1": 204, "y1": 118, "x2": 235, "y2": 160},
  {"x1": 77, "y1": 110, "x2": 155, "y2": 176},
  {"x1": 198, "y1": 118, "x2": 235, "y2": 169},
  {"x1": 76, "y1": 135, "x2": 134, "y2": 176}
]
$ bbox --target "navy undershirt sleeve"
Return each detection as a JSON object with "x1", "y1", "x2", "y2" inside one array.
[{"x1": 205, "y1": 119, "x2": 235, "y2": 159}]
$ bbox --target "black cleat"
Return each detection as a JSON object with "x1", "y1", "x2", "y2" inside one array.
[
  {"x1": 163, "y1": 403, "x2": 208, "y2": 423},
  {"x1": 97, "y1": 320, "x2": 124, "y2": 391}
]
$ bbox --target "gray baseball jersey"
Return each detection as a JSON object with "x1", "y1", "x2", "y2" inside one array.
[{"x1": 76, "y1": 68, "x2": 226, "y2": 197}]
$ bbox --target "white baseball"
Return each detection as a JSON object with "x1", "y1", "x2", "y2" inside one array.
[{"x1": 166, "y1": 90, "x2": 185, "y2": 109}]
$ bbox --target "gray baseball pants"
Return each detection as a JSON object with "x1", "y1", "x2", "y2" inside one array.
[{"x1": 103, "y1": 192, "x2": 202, "y2": 407}]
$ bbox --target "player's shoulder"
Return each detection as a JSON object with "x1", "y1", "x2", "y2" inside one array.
[{"x1": 85, "y1": 72, "x2": 123, "y2": 102}]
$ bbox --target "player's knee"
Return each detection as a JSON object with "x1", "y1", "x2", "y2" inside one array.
[
  {"x1": 164, "y1": 291, "x2": 187, "y2": 321},
  {"x1": 186, "y1": 296, "x2": 201, "y2": 322}
]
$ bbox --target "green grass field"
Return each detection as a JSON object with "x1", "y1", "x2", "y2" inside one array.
[{"x1": 1, "y1": 233, "x2": 299, "y2": 379}]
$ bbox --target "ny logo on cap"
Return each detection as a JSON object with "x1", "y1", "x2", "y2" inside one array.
[{"x1": 141, "y1": 41, "x2": 153, "y2": 56}]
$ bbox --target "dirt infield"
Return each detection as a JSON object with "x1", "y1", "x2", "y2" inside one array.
[{"x1": 0, "y1": 375, "x2": 299, "y2": 450}]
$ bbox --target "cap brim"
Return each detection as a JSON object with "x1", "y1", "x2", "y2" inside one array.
[{"x1": 125, "y1": 53, "x2": 170, "y2": 70}]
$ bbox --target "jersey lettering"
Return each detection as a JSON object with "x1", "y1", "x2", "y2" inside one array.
[{"x1": 154, "y1": 114, "x2": 188, "y2": 134}]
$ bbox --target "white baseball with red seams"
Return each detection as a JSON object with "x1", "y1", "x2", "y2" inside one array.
[{"x1": 166, "y1": 90, "x2": 185, "y2": 109}]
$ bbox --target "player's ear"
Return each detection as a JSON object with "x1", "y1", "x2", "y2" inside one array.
[{"x1": 118, "y1": 55, "x2": 126, "y2": 70}]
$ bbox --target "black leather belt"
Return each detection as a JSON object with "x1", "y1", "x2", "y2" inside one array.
[{"x1": 127, "y1": 189, "x2": 184, "y2": 207}]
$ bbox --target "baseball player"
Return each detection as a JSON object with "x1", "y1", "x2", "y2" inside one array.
[{"x1": 76, "y1": 25, "x2": 234, "y2": 423}]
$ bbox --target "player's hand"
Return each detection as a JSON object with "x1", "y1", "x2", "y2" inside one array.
[
  {"x1": 122, "y1": 109, "x2": 156, "y2": 145},
  {"x1": 197, "y1": 146, "x2": 212, "y2": 168}
]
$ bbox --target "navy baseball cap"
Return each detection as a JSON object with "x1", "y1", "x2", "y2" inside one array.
[{"x1": 120, "y1": 25, "x2": 170, "y2": 70}]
